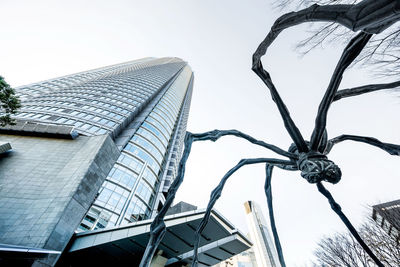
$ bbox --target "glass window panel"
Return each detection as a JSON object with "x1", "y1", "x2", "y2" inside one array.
[
  {"x1": 98, "y1": 188, "x2": 112, "y2": 203},
  {"x1": 56, "y1": 117, "x2": 67, "y2": 123},
  {"x1": 119, "y1": 153, "x2": 143, "y2": 174},
  {"x1": 97, "y1": 128, "x2": 107, "y2": 134},
  {"x1": 141, "y1": 122, "x2": 168, "y2": 146},
  {"x1": 80, "y1": 123, "x2": 92, "y2": 130}
]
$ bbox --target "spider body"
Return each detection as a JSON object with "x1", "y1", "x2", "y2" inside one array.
[
  {"x1": 288, "y1": 142, "x2": 342, "y2": 184},
  {"x1": 140, "y1": 2, "x2": 400, "y2": 267},
  {"x1": 297, "y1": 150, "x2": 341, "y2": 184}
]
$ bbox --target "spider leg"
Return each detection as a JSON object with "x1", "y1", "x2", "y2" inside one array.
[
  {"x1": 333, "y1": 80, "x2": 400, "y2": 102},
  {"x1": 316, "y1": 182, "x2": 384, "y2": 267},
  {"x1": 252, "y1": 61, "x2": 309, "y2": 153},
  {"x1": 192, "y1": 129, "x2": 297, "y2": 160},
  {"x1": 251, "y1": 2, "x2": 398, "y2": 153},
  {"x1": 190, "y1": 158, "x2": 294, "y2": 267},
  {"x1": 309, "y1": 32, "x2": 372, "y2": 151},
  {"x1": 139, "y1": 132, "x2": 195, "y2": 267},
  {"x1": 140, "y1": 130, "x2": 293, "y2": 267},
  {"x1": 318, "y1": 129, "x2": 328, "y2": 154},
  {"x1": 264, "y1": 164, "x2": 287, "y2": 267},
  {"x1": 326, "y1": 134, "x2": 400, "y2": 155}
]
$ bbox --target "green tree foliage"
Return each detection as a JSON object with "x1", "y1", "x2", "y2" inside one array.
[{"x1": 0, "y1": 76, "x2": 21, "y2": 127}]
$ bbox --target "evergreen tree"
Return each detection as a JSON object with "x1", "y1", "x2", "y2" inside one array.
[{"x1": 0, "y1": 76, "x2": 21, "y2": 127}]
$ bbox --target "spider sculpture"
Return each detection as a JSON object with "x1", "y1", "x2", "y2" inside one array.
[{"x1": 139, "y1": 1, "x2": 400, "y2": 267}]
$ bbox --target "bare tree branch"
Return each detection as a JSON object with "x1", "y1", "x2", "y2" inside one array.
[
  {"x1": 313, "y1": 208, "x2": 400, "y2": 266},
  {"x1": 254, "y1": 0, "x2": 400, "y2": 65},
  {"x1": 253, "y1": 0, "x2": 400, "y2": 152},
  {"x1": 273, "y1": 0, "x2": 400, "y2": 74}
]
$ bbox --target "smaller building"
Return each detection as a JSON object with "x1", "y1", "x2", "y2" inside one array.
[
  {"x1": 214, "y1": 249, "x2": 257, "y2": 267},
  {"x1": 372, "y1": 199, "x2": 400, "y2": 241},
  {"x1": 61, "y1": 201, "x2": 252, "y2": 267}
]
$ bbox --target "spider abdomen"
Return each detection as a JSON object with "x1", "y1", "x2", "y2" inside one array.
[{"x1": 297, "y1": 152, "x2": 342, "y2": 184}]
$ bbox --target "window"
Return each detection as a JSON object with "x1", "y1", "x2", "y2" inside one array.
[
  {"x1": 142, "y1": 167, "x2": 158, "y2": 188},
  {"x1": 119, "y1": 153, "x2": 143, "y2": 174},
  {"x1": 391, "y1": 228, "x2": 399, "y2": 238},
  {"x1": 87, "y1": 125, "x2": 100, "y2": 133},
  {"x1": 65, "y1": 119, "x2": 76, "y2": 124},
  {"x1": 80, "y1": 123, "x2": 92, "y2": 130},
  {"x1": 142, "y1": 122, "x2": 168, "y2": 147},
  {"x1": 97, "y1": 188, "x2": 112, "y2": 204},
  {"x1": 130, "y1": 136, "x2": 163, "y2": 164},
  {"x1": 383, "y1": 220, "x2": 391, "y2": 231},
  {"x1": 97, "y1": 128, "x2": 108, "y2": 135},
  {"x1": 123, "y1": 144, "x2": 160, "y2": 174},
  {"x1": 56, "y1": 117, "x2": 68, "y2": 123},
  {"x1": 108, "y1": 166, "x2": 138, "y2": 190},
  {"x1": 376, "y1": 213, "x2": 383, "y2": 225},
  {"x1": 106, "y1": 121, "x2": 116, "y2": 127}
]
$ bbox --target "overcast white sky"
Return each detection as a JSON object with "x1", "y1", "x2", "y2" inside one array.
[{"x1": 1, "y1": 0, "x2": 399, "y2": 265}]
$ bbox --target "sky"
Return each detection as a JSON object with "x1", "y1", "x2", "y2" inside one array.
[{"x1": 1, "y1": 0, "x2": 399, "y2": 265}]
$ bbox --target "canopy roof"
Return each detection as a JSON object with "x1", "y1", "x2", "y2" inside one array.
[{"x1": 67, "y1": 208, "x2": 252, "y2": 266}]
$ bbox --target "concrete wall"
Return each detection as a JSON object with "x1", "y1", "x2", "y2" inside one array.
[{"x1": 0, "y1": 134, "x2": 120, "y2": 266}]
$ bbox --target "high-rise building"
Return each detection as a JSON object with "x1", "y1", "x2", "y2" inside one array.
[
  {"x1": 0, "y1": 57, "x2": 193, "y2": 265},
  {"x1": 372, "y1": 199, "x2": 400, "y2": 241},
  {"x1": 244, "y1": 201, "x2": 281, "y2": 267},
  {"x1": 73, "y1": 58, "x2": 194, "y2": 231},
  {"x1": 0, "y1": 58, "x2": 252, "y2": 266},
  {"x1": 14, "y1": 57, "x2": 193, "y2": 230}
]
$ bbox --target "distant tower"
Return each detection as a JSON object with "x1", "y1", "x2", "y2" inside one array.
[{"x1": 244, "y1": 201, "x2": 281, "y2": 267}]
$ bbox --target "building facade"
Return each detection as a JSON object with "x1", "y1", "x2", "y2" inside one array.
[
  {"x1": 214, "y1": 249, "x2": 257, "y2": 267},
  {"x1": 76, "y1": 59, "x2": 193, "y2": 231},
  {"x1": 244, "y1": 201, "x2": 280, "y2": 267},
  {"x1": 0, "y1": 57, "x2": 194, "y2": 266},
  {"x1": 213, "y1": 201, "x2": 282, "y2": 267},
  {"x1": 15, "y1": 57, "x2": 193, "y2": 231},
  {"x1": 372, "y1": 199, "x2": 400, "y2": 241}
]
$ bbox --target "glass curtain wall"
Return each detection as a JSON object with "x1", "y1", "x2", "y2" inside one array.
[
  {"x1": 79, "y1": 66, "x2": 192, "y2": 231},
  {"x1": 13, "y1": 58, "x2": 185, "y2": 138}
]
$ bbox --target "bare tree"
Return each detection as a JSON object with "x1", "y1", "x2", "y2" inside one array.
[
  {"x1": 273, "y1": 0, "x2": 400, "y2": 77},
  {"x1": 314, "y1": 212, "x2": 400, "y2": 267}
]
